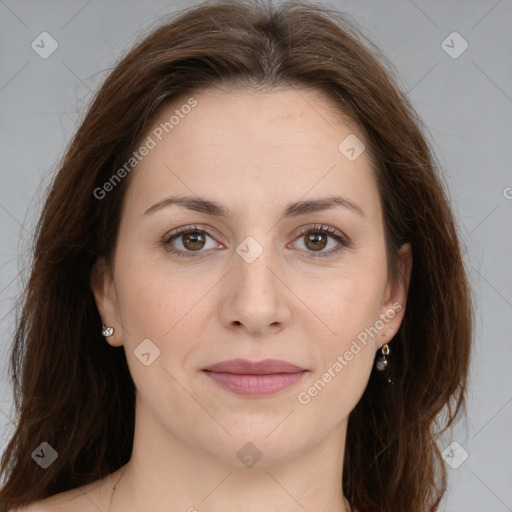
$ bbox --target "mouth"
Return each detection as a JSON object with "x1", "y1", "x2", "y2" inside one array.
[{"x1": 202, "y1": 358, "x2": 308, "y2": 397}]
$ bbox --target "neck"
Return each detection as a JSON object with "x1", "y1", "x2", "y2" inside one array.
[
  {"x1": 107, "y1": 395, "x2": 352, "y2": 512},
  {"x1": 110, "y1": 463, "x2": 352, "y2": 512}
]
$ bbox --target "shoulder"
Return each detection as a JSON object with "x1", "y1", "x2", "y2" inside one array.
[
  {"x1": 8, "y1": 477, "x2": 111, "y2": 512},
  {"x1": 7, "y1": 466, "x2": 125, "y2": 512},
  {"x1": 7, "y1": 490, "x2": 86, "y2": 512}
]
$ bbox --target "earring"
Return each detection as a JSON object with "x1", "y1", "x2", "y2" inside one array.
[
  {"x1": 375, "y1": 343, "x2": 393, "y2": 385},
  {"x1": 102, "y1": 325, "x2": 114, "y2": 338}
]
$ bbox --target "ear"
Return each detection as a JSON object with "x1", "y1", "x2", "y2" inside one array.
[
  {"x1": 90, "y1": 256, "x2": 123, "y2": 347},
  {"x1": 378, "y1": 242, "x2": 413, "y2": 347}
]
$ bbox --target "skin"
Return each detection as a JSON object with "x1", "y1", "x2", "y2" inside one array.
[{"x1": 24, "y1": 87, "x2": 412, "y2": 512}]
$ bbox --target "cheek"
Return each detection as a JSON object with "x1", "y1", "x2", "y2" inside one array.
[
  {"x1": 113, "y1": 254, "x2": 209, "y2": 376},
  {"x1": 113, "y1": 263, "x2": 201, "y2": 401},
  {"x1": 303, "y1": 260, "x2": 387, "y2": 393},
  {"x1": 309, "y1": 270, "x2": 386, "y2": 341},
  {"x1": 113, "y1": 242, "x2": 188, "y2": 335},
  {"x1": 116, "y1": 274, "x2": 171, "y2": 336},
  {"x1": 297, "y1": 277, "x2": 381, "y2": 414},
  {"x1": 296, "y1": 347, "x2": 374, "y2": 428}
]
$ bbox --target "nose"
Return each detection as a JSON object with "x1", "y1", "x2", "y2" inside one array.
[{"x1": 219, "y1": 237, "x2": 292, "y2": 336}]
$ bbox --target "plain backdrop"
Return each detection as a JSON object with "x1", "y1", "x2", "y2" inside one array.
[{"x1": 0, "y1": 1, "x2": 511, "y2": 511}]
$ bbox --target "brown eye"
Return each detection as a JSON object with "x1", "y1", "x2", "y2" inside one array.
[
  {"x1": 180, "y1": 231, "x2": 206, "y2": 251},
  {"x1": 304, "y1": 232, "x2": 328, "y2": 252},
  {"x1": 293, "y1": 225, "x2": 350, "y2": 258},
  {"x1": 162, "y1": 225, "x2": 218, "y2": 258}
]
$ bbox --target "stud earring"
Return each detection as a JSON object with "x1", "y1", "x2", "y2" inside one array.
[
  {"x1": 375, "y1": 343, "x2": 393, "y2": 385},
  {"x1": 102, "y1": 325, "x2": 114, "y2": 338}
]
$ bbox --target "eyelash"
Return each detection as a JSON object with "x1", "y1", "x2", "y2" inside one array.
[{"x1": 161, "y1": 224, "x2": 351, "y2": 259}]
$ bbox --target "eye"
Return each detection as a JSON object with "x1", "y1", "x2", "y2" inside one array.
[
  {"x1": 161, "y1": 225, "x2": 220, "y2": 258},
  {"x1": 161, "y1": 224, "x2": 351, "y2": 259},
  {"x1": 290, "y1": 224, "x2": 350, "y2": 258}
]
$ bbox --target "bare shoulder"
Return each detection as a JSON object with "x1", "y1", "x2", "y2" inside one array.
[
  {"x1": 8, "y1": 472, "x2": 117, "y2": 512},
  {"x1": 8, "y1": 488, "x2": 92, "y2": 512}
]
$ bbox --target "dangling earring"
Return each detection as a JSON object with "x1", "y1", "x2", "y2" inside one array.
[
  {"x1": 102, "y1": 325, "x2": 114, "y2": 338},
  {"x1": 375, "y1": 343, "x2": 393, "y2": 385}
]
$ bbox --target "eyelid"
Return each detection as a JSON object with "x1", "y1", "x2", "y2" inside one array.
[{"x1": 294, "y1": 224, "x2": 346, "y2": 242}]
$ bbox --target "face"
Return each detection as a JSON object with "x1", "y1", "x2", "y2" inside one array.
[{"x1": 91, "y1": 87, "x2": 412, "y2": 467}]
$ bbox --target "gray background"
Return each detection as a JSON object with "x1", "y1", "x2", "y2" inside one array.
[{"x1": 0, "y1": 1, "x2": 511, "y2": 511}]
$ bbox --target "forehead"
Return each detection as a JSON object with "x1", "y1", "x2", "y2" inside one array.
[{"x1": 123, "y1": 87, "x2": 381, "y2": 222}]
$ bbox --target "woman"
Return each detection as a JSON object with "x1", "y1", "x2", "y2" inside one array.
[{"x1": 0, "y1": 1, "x2": 473, "y2": 511}]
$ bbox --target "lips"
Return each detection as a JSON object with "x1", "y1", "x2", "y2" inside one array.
[
  {"x1": 202, "y1": 359, "x2": 307, "y2": 397},
  {"x1": 202, "y1": 358, "x2": 305, "y2": 374}
]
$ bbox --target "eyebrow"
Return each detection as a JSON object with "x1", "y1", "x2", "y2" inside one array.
[{"x1": 142, "y1": 194, "x2": 366, "y2": 219}]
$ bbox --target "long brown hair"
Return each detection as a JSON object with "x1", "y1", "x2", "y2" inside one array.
[{"x1": 0, "y1": 1, "x2": 473, "y2": 511}]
